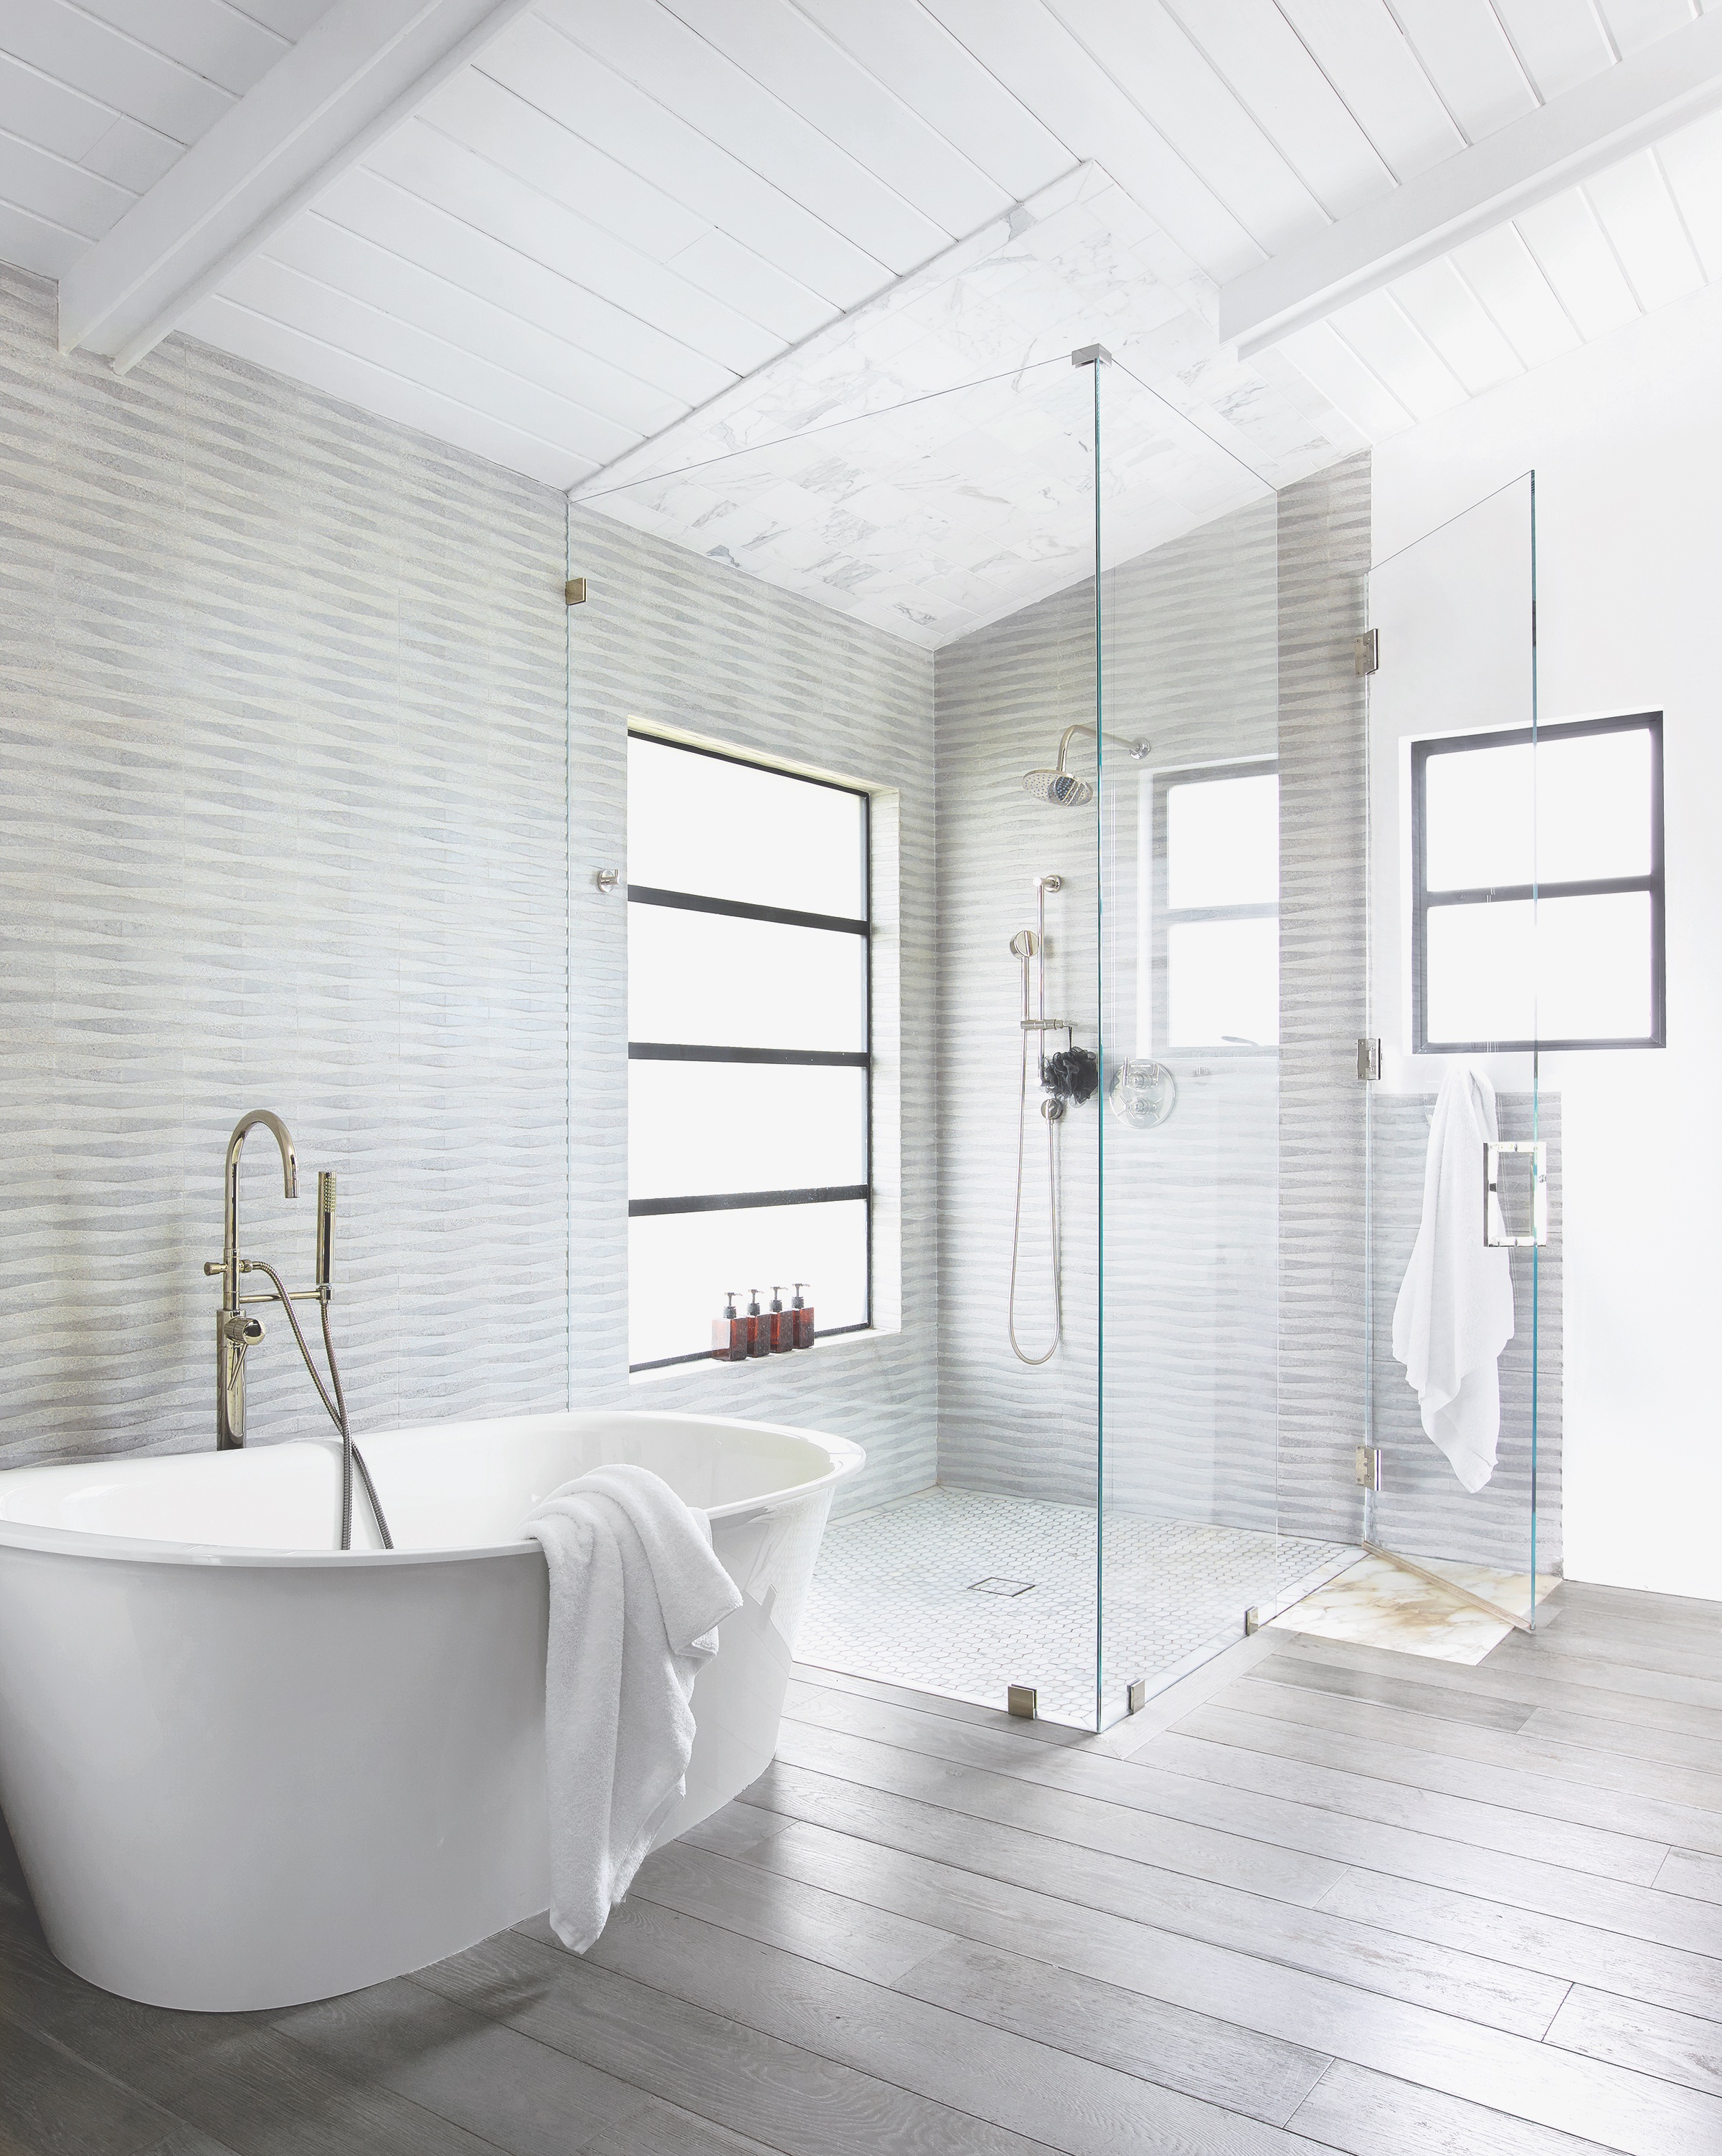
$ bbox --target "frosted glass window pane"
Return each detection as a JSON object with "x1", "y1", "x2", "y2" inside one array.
[
  {"x1": 1424, "y1": 742, "x2": 1533, "y2": 891},
  {"x1": 1424, "y1": 728, "x2": 1652, "y2": 891},
  {"x1": 1167, "y1": 918, "x2": 1279, "y2": 1047},
  {"x1": 1536, "y1": 892, "x2": 1653, "y2": 1038},
  {"x1": 1425, "y1": 891, "x2": 1652, "y2": 1043},
  {"x1": 629, "y1": 907, "x2": 866, "y2": 1051},
  {"x1": 1425, "y1": 901, "x2": 1536, "y2": 1043},
  {"x1": 629, "y1": 1062, "x2": 866, "y2": 1200},
  {"x1": 1166, "y1": 774, "x2": 1278, "y2": 908},
  {"x1": 1535, "y1": 732, "x2": 1652, "y2": 883},
  {"x1": 628, "y1": 736, "x2": 866, "y2": 918},
  {"x1": 628, "y1": 1200, "x2": 869, "y2": 1365}
]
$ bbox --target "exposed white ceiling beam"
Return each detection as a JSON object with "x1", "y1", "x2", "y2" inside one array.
[
  {"x1": 57, "y1": 0, "x2": 537, "y2": 374},
  {"x1": 1220, "y1": 11, "x2": 1722, "y2": 359}
]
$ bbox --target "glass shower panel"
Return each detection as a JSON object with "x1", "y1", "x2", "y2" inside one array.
[
  {"x1": 1363, "y1": 477, "x2": 1547, "y2": 1628},
  {"x1": 587, "y1": 360, "x2": 1112, "y2": 1725},
  {"x1": 1094, "y1": 357, "x2": 1304, "y2": 1732}
]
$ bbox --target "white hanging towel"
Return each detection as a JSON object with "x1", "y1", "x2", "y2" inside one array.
[
  {"x1": 524, "y1": 1463, "x2": 742, "y2": 1952},
  {"x1": 1391, "y1": 1065, "x2": 1515, "y2": 1493}
]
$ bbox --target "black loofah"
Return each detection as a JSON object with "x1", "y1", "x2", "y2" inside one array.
[{"x1": 1043, "y1": 1045, "x2": 1099, "y2": 1105}]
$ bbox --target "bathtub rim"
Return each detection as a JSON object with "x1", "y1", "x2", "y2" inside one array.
[{"x1": 0, "y1": 1410, "x2": 866, "y2": 1571}]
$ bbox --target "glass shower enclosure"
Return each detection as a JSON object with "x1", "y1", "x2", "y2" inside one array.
[
  {"x1": 590, "y1": 350, "x2": 1347, "y2": 1731},
  {"x1": 1363, "y1": 478, "x2": 1550, "y2": 1636}
]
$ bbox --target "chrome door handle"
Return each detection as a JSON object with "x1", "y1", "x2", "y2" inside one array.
[{"x1": 1485, "y1": 1139, "x2": 1547, "y2": 1248}]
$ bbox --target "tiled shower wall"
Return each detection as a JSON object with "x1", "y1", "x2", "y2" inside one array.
[
  {"x1": 935, "y1": 449, "x2": 1562, "y2": 1572},
  {"x1": 0, "y1": 267, "x2": 938, "y2": 1506},
  {"x1": 0, "y1": 267, "x2": 571, "y2": 1468},
  {"x1": 932, "y1": 490, "x2": 1285, "y2": 1524}
]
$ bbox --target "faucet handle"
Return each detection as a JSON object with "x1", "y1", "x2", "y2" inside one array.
[{"x1": 203, "y1": 1260, "x2": 224, "y2": 1277}]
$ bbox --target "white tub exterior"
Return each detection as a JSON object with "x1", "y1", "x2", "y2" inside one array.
[{"x1": 0, "y1": 1410, "x2": 862, "y2": 2012}]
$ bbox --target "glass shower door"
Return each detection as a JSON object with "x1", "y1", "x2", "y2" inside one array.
[
  {"x1": 1093, "y1": 358, "x2": 1308, "y2": 1732},
  {"x1": 1363, "y1": 475, "x2": 1549, "y2": 1631}
]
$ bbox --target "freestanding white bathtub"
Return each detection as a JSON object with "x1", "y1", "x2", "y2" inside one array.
[{"x1": 0, "y1": 1409, "x2": 862, "y2": 2013}]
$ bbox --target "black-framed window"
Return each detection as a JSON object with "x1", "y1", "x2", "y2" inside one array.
[
  {"x1": 1412, "y1": 711, "x2": 1665, "y2": 1054},
  {"x1": 1152, "y1": 760, "x2": 1279, "y2": 1051},
  {"x1": 626, "y1": 733, "x2": 871, "y2": 1371}
]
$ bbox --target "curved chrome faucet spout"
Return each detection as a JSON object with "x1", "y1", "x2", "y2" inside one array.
[{"x1": 217, "y1": 1111, "x2": 297, "y2": 1448}]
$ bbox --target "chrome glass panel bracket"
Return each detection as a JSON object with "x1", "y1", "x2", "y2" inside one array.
[{"x1": 1484, "y1": 1139, "x2": 1548, "y2": 1248}]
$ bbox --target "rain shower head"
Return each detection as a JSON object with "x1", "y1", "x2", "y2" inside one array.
[
  {"x1": 1022, "y1": 722, "x2": 1149, "y2": 807},
  {"x1": 1022, "y1": 767, "x2": 1093, "y2": 807}
]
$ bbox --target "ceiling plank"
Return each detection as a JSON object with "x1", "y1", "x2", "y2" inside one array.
[
  {"x1": 1220, "y1": 9, "x2": 1722, "y2": 354},
  {"x1": 57, "y1": 0, "x2": 539, "y2": 371}
]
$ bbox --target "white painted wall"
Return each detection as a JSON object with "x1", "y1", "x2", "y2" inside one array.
[{"x1": 1373, "y1": 281, "x2": 1722, "y2": 1603}]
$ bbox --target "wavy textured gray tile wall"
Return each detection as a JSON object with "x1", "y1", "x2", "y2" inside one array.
[
  {"x1": 0, "y1": 263, "x2": 937, "y2": 1514},
  {"x1": 563, "y1": 505, "x2": 939, "y2": 1516},
  {"x1": 0, "y1": 266, "x2": 571, "y2": 1466},
  {"x1": 932, "y1": 493, "x2": 1285, "y2": 1524},
  {"x1": 1274, "y1": 455, "x2": 1373, "y2": 1548}
]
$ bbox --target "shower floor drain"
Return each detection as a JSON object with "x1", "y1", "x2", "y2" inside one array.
[{"x1": 969, "y1": 1577, "x2": 1036, "y2": 1597}]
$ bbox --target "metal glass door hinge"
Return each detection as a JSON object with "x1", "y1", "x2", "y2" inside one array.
[
  {"x1": 1354, "y1": 629, "x2": 1379, "y2": 675},
  {"x1": 1357, "y1": 1036, "x2": 1382, "y2": 1081},
  {"x1": 1484, "y1": 1140, "x2": 1548, "y2": 1248},
  {"x1": 1356, "y1": 1445, "x2": 1383, "y2": 1490}
]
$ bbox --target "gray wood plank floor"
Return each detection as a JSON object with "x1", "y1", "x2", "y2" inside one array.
[{"x1": 1, "y1": 1577, "x2": 1719, "y2": 2155}]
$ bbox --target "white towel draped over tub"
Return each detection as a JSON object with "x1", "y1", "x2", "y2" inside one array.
[
  {"x1": 1391, "y1": 1065, "x2": 1516, "y2": 1493},
  {"x1": 524, "y1": 1463, "x2": 743, "y2": 1952}
]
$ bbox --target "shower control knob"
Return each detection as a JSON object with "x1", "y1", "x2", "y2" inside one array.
[{"x1": 222, "y1": 1314, "x2": 265, "y2": 1346}]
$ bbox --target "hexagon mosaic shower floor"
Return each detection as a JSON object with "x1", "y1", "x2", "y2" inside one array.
[{"x1": 798, "y1": 1484, "x2": 1352, "y2": 1728}]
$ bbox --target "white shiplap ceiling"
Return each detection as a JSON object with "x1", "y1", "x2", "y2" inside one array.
[{"x1": 4, "y1": 1, "x2": 1722, "y2": 639}]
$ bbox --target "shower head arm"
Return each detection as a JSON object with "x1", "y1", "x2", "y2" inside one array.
[{"x1": 1055, "y1": 723, "x2": 1150, "y2": 771}]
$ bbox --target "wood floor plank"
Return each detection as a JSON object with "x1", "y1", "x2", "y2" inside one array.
[
  {"x1": 0, "y1": 2014, "x2": 228, "y2": 2156},
  {"x1": 272, "y1": 1974, "x2": 659, "y2": 2154},
  {"x1": 547, "y1": 1837, "x2": 957, "y2": 1987},
  {"x1": 1655, "y1": 1848, "x2": 1722, "y2": 1906},
  {"x1": 413, "y1": 1927, "x2": 1060, "y2": 2156},
  {"x1": 1523, "y1": 1706, "x2": 1722, "y2": 1775},
  {"x1": 1277, "y1": 1630, "x2": 1722, "y2": 1734},
  {"x1": 1176, "y1": 1699, "x2": 1722, "y2": 1859},
  {"x1": 791, "y1": 1659, "x2": 1098, "y2": 1750},
  {"x1": 0, "y1": 1914, "x2": 262, "y2": 2109},
  {"x1": 1213, "y1": 1673, "x2": 1722, "y2": 1815},
  {"x1": 1248, "y1": 1651, "x2": 1538, "y2": 1732},
  {"x1": 781, "y1": 1688, "x2": 1722, "y2": 1957},
  {"x1": 1556, "y1": 1583, "x2": 1722, "y2": 1630},
  {"x1": 128, "y1": 2026, "x2": 512, "y2": 2156},
  {"x1": 770, "y1": 1716, "x2": 1345, "y2": 1906},
  {"x1": 576, "y1": 2107, "x2": 789, "y2": 2156},
  {"x1": 1544, "y1": 1985, "x2": 1722, "y2": 2100},
  {"x1": 624, "y1": 1836, "x2": 1339, "y2": 2121},
  {"x1": 587, "y1": 1881, "x2": 1722, "y2": 2156},
  {"x1": 434, "y1": 1914, "x2": 1325, "y2": 2156},
  {"x1": 891, "y1": 1934, "x2": 1332, "y2": 2123},
  {"x1": 1487, "y1": 1638, "x2": 1722, "y2": 1723},
  {"x1": 1315, "y1": 1868, "x2": 1722, "y2": 2025},
  {"x1": 1508, "y1": 1615, "x2": 1722, "y2": 1685},
  {"x1": 1286, "y1": 2058, "x2": 1627, "y2": 2156},
  {"x1": 1139, "y1": 1724, "x2": 1670, "y2": 1884},
  {"x1": 737, "y1": 1773, "x2": 1576, "y2": 2037}
]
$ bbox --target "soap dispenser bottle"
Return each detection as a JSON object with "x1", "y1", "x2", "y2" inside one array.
[
  {"x1": 746, "y1": 1288, "x2": 768, "y2": 1359},
  {"x1": 791, "y1": 1281, "x2": 815, "y2": 1349},
  {"x1": 768, "y1": 1286, "x2": 793, "y2": 1354},
  {"x1": 711, "y1": 1290, "x2": 747, "y2": 1363}
]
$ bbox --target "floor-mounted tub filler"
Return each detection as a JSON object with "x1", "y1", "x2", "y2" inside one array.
[{"x1": 0, "y1": 1409, "x2": 862, "y2": 2012}]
